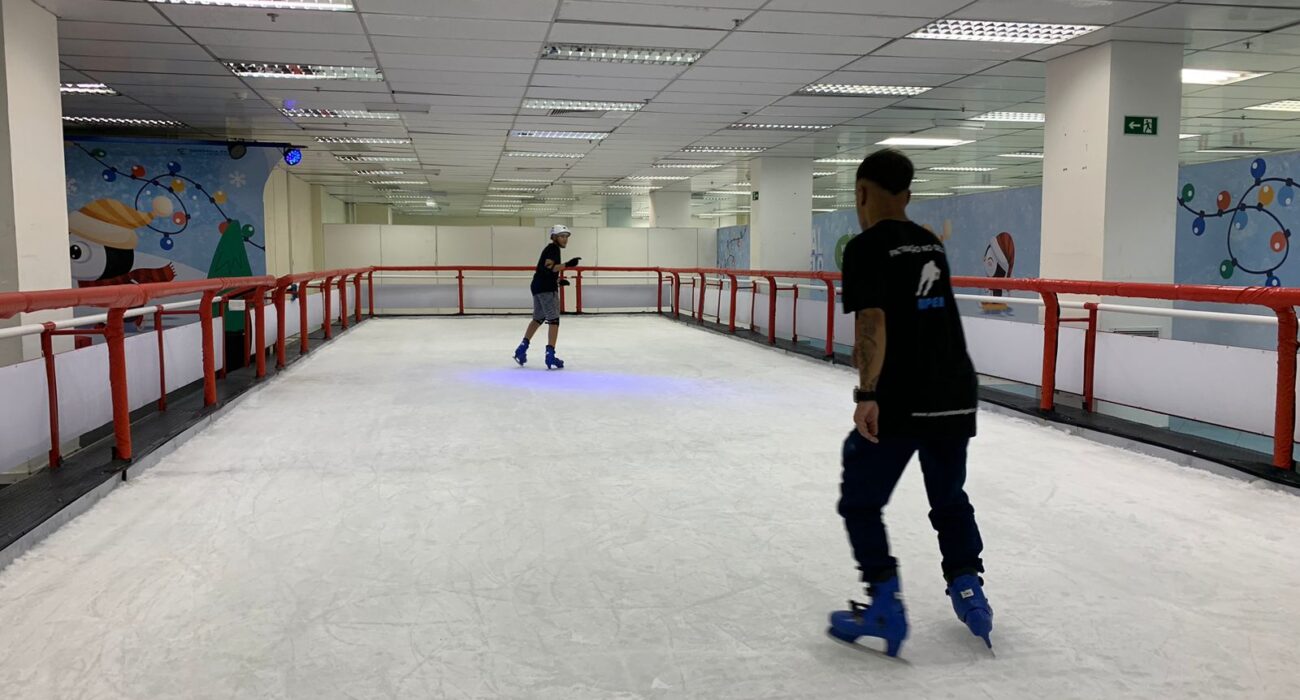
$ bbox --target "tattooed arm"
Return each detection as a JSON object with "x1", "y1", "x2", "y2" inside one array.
[{"x1": 853, "y1": 308, "x2": 886, "y2": 441}]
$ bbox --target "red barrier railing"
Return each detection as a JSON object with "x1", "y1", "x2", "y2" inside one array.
[
  {"x1": 0, "y1": 267, "x2": 372, "y2": 466},
  {"x1": 6, "y1": 264, "x2": 1297, "y2": 473}
]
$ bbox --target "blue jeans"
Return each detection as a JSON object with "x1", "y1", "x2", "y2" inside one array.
[{"x1": 838, "y1": 431, "x2": 984, "y2": 583}]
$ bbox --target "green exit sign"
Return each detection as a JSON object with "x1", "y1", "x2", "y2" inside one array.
[{"x1": 1124, "y1": 116, "x2": 1158, "y2": 136}]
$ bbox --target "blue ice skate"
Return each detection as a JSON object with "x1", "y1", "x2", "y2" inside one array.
[
  {"x1": 513, "y1": 339, "x2": 529, "y2": 366},
  {"x1": 828, "y1": 576, "x2": 908, "y2": 657},
  {"x1": 947, "y1": 574, "x2": 993, "y2": 648},
  {"x1": 545, "y1": 345, "x2": 564, "y2": 370}
]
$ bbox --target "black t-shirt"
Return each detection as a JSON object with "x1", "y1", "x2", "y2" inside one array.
[
  {"x1": 530, "y1": 242, "x2": 562, "y2": 294},
  {"x1": 840, "y1": 219, "x2": 977, "y2": 439}
]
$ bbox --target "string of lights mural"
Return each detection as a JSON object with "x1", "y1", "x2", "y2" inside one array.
[{"x1": 1179, "y1": 158, "x2": 1296, "y2": 287}]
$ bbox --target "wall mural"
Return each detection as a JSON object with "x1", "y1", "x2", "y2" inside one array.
[{"x1": 64, "y1": 141, "x2": 277, "y2": 331}]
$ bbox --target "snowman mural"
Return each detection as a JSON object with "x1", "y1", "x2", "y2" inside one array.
[
  {"x1": 68, "y1": 199, "x2": 176, "y2": 287},
  {"x1": 980, "y1": 231, "x2": 1016, "y2": 315}
]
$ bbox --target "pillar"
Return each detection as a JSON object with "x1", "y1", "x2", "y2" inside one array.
[
  {"x1": 649, "y1": 189, "x2": 691, "y2": 228},
  {"x1": 750, "y1": 157, "x2": 812, "y2": 270},
  {"x1": 1040, "y1": 41, "x2": 1182, "y2": 334},
  {"x1": 0, "y1": 0, "x2": 70, "y2": 364}
]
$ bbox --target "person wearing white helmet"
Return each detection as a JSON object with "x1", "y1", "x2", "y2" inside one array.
[{"x1": 514, "y1": 225, "x2": 581, "y2": 369}]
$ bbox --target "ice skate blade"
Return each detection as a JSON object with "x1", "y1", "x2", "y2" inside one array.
[{"x1": 826, "y1": 628, "x2": 909, "y2": 663}]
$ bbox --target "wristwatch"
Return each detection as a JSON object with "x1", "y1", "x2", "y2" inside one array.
[{"x1": 854, "y1": 387, "x2": 877, "y2": 403}]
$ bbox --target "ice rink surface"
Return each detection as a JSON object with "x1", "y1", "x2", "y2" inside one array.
[{"x1": 1, "y1": 316, "x2": 1298, "y2": 700}]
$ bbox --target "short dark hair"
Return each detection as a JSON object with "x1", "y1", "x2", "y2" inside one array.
[{"x1": 856, "y1": 149, "x2": 914, "y2": 195}]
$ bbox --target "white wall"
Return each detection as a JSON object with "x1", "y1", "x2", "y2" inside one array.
[
  {"x1": 263, "y1": 169, "x2": 321, "y2": 276},
  {"x1": 323, "y1": 225, "x2": 716, "y2": 271}
]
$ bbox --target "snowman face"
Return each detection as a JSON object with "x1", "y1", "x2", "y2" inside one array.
[
  {"x1": 69, "y1": 234, "x2": 108, "y2": 281},
  {"x1": 983, "y1": 246, "x2": 998, "y2": 277}
]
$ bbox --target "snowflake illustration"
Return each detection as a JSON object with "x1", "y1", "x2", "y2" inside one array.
[
  {"x1": 228, "y1": 171, "x2": 247, "y2": 188},
  {"x1": 67, "y1": 178, "x2": 79, "y2": 195}
]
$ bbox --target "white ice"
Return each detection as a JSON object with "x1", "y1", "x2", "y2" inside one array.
[{"x1": 0, "y1": 316, "x2": 1298, "y2": 700}]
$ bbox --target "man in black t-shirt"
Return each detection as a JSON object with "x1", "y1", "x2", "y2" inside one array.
[
  {"x1": 827, "y1": 150, "x2": 993, "y2": 657},
  {"x1": 513, "y1": 225, "x2": 580, "y2": 369}
]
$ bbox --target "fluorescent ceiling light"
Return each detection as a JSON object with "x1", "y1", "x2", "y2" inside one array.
[
  {"x1": 145, "y1": 0, "x2": 353, "y2": 9},
  {"x1": 707, "y1": 190, "x2": 750, "y2": 196},
  {"x1": 225, "y1": 62, "x2": 380, "y2": 80},
  {"x1": 542, "y1": 44, "x2": 702, "y2": 66},
  {"x1": 813, "y1": 171, "x2": 837, "y2": 177},
  {"x1": 952, "y1": 185, "x2": 1007, "y2": 190},
  {"x1": 877, "y1": 137, "x2": 974, "y2": 148},
  {"x1": 799, "y1": 84, "x2": 931, "y2": 96},
  {"x1": 504, "y1": 151, "x2": 585, "y2": 158},
  {"x1": 812, "y1": 194, "x2": 836, "y2": 200},
  {"x1": 283, "y1": 108, "x2": 399, "y2": 120},
  {"x1": 63, "y1": 116, "x2": 183, "y2": 127},
  {"x1": 1181, "y1": 69, "x2": 1268, "y2": 86},
  {"x1": 816, "y1": 157, "x2": 862, "y2": 164},
  {"x1": 355, "y1": 169, "x2": 403, "y2": 176},
  {"x1": 1196, "y1": 148, "x2": 1270, "y2": 154},
  {"x1": 913, "y1": 192, "x2": 955, "y2": 197},
  {"x1": 493, "y1": 178, "x2": 552, "y2": 183},
  {"x1": 998, "y1": 152, "x2": 1044, "y2": 159},
  {"x1": 733, "y1": 182, "x2": 752, "y2": 187},
  {"x1": 604, "y1": 185, "x2": 658, "y2": 191},
  {"x1": 368, "y1": 180, "x2": 425, "y2": 185},
  {"x1": 60, "y1": 82, "x2": 117, "y2": 95},
  {"x1": 626, "y1": 175, "x2": 689, "y2": 181},
  {"x1": 490, "y1": 186, "x2": 544, "y2": 192},
  {"x1": 653, "y1": 162, "x2": 722, "y2": 169},
  {"x1": 1180, "y1": 134, "x2": 1199, "y2": 140},
  {"x1": 522, "y1": 98, "x2": 643, "y2": 112},
  {"x1": 908, "y1": 19, "x2": 1100, "y2": 45},
  {"x1": 486, "y1": 194, "x2": 530, "y2": 198},
  {"x1": 335, "y1": 154, "x2": 418, "y2": 162},
  {"x1": 1246, "y1": 100, "x2": 1300, "y2": 112},
  {"x1": 970, "y1": 111, "x2": 1045, "y2": 123},
  {"x1": 510, "y1": 130, "x2": 610, "y2": 140},
  {"x1": 316, "y1": 136, "x2": 410, "y2": 144},
  {"x1": 728, "y1": 123, "x2": 831, "y2": 131},
  {"x1": 539, "y1": 197, "x2": 578, "y2": 202},
  {"x1": 595, "y1": 191, "x2": 636, "y2": 196},
  {"x1": 813, "y1": 208, "x2": 836, "y2": 212},
  {"x1": 682, "y1": 146, "x2": 767, "y2": 154},
  {"x1": 930, "y1": 166, "x2": 996, "y2": 172}
]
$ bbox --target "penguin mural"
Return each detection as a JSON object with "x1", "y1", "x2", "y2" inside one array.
[
  {"x1": 980, "y1": 232, "x2": 1016, "y2": 315},
  {"x1": 69, "y1": 199, "x2": 175, "y2": 287}
]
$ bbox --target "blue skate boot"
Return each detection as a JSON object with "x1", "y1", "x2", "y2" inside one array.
[
  {"x1": 545, "y1": 345, "x2": 564, "y2": 370},
  {"x1": 947, "y1": 573, "x2": 993, "y2": 648},
  {"x1": 828, "y1": 576, "x2": 908, "y2": 657},
  {"x1": 513, "y1": 338, "x2": 529, "y2": 366}
]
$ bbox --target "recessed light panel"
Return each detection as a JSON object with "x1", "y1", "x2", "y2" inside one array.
[
  {"x1": 799, "y1": 84, "x2": 930, "y2": 96},
  {"x1": 541, "y1": 44, "x2": 701, "y2": 66},
  {"x1": 908, "y1": 19, "x2": 1100, "y2": 45}
]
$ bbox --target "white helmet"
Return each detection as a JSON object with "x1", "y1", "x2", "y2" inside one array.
[{"x1": 549, "y1": 224, "x2": 572, "y2": 238}]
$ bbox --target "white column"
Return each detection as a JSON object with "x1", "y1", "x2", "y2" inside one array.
[
  {"x1": 750, "y1": 157, "x2": 812, "y2": 270},
  {"x1": 1041, "y1": 41, "x2": 1182, "y2": 288},
  {"x1": 0, "y1": 0, "x2": 70, "y2": 364},
  {"x1": 649, "y1": 189, "x2": 691, "y2": 228}
]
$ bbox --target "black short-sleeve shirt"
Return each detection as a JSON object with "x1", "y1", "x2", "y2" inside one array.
[
  {"x1": 530, "y1": 242, "x2": 562, "y2": 294},
  {"x1": 841, "y1": 220, "x2": 977, "y2": 438}
]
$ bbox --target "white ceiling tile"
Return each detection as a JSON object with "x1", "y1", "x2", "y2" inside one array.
[
  {"x1": 57, "y1": 20, "x2": 192, "y2": 43},
  {"x1": 379, "y1": 54, "x2": 535, "y2": 73},
  {"x1": 40, "y1": 0, "x2": 169, "y2": 23},
  {"x1": 954, "y1": 0, "x2": 1158, "y2": 25},
  {"x1": 187, "y1": 28, "x2": 373, "y2": 52},
  {"x1": 359, "y1": 0, "x2": 557, "y2": 21},
  {"x1": 157, "y1": 4, "x2": 365, "y2": 33},
  {"x1": 548, "y1": 22, "x2": 725, "y2": 48},
  {"x1": 557, "y1": 1, "x2": 746, "y2": 30},
  {"x1": 681, "y1": 66, "x2": 831, "y2": 84},
  {"x1": 875, "y1": 38, "x2": 1042, "y2": 61},
  {"x1": 58, "y1": 39, "x2": 210, "y2": 61},
  {"x1": 534, "y1": 62, "x2": 686, "y2": 79},
  {"x1": 61, "y1": 56, "x2": 228, "y2": 75},
  {"x1": 364, "y1": 15, "x2": 549, "y2": 41},
  {"x1": 669, "y1": 80, "x2": 806, "y2": 95},
  {"x1": 739, "y1": 11, "x2": 929, "y2": 38},
  {"x1": 1185, "y1": 50, "x2": 1300, "y2": 73},
  {"x1": 1120, "y1": 4, "x2": 1300, "y2": 32},
  {"x1": 763, "y1": 0, "x2": 971, "y2": 15},
  {"x1": 692, "y1": 51, "x2": 851, "y2": 70},
  {"x1": 712, "y1": 31, "x2": 889, "y2": 54},
  {"x1": 371, "y1": 36, "x2": 540, "y2": 58}
]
